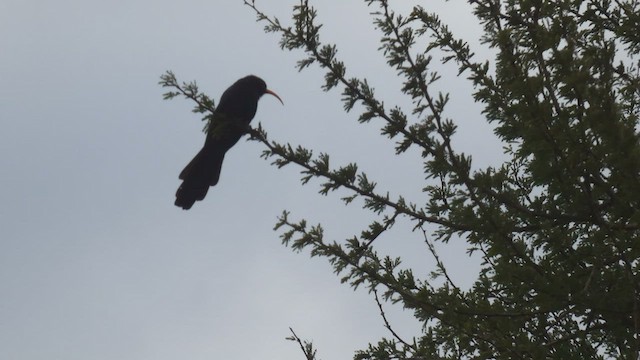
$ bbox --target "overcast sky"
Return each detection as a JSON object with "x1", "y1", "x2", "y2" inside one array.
[{"x1": 0, "y1": 1, "x2": 499, "y2": 359}]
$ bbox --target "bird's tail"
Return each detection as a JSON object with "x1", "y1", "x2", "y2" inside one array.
[{"x1": 174, "y1": 146, "x2": 225, "y2": 210}]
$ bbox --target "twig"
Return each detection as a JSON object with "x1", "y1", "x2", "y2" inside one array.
[
  {"x1": 420, "y1": 223, "x2": 460, "y2": 293},
  {"x1": 287, "y1": 327, "x2": 317, "y2": 360},
  {"x1": 374, "y1": 288, "x2": 415, "y2": 351}
]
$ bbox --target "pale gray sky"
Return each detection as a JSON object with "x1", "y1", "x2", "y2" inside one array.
[{"x1": 0, "y1": 1, "x2": 498, "y2": 359}]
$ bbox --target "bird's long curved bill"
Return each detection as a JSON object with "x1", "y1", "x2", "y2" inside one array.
[{"x1": 265, "y1": 89, "x2": 284, "y2": 105}]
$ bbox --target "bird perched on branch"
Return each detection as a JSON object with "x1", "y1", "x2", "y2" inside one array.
[{"x1": 175, "y1": 75, "x2": 283, "y2": 210}]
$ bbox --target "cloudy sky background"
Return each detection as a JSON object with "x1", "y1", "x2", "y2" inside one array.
[{"x1": 1, "y1": 1, "x2": 501, "y2": 359}]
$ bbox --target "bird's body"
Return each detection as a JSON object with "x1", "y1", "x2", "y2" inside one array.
[{"x1": 174, "y1": 75, "x2": 282, "y2": 210}]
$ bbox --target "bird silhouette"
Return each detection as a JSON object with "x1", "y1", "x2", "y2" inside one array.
[{"x1": 175, "y1": 75, "x2": 282, "y2": 210}]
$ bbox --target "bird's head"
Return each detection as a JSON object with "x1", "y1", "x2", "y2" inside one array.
[
  {"x1": 215, "y1": 75, "x2": 283, "y2": 120},
  {"x1": 239, "y1": 75, "x2": 284, "y2": 105}
]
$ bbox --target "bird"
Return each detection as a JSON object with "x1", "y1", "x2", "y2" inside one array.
[{"x1": 174, "y1": 75, "x2": 283, "y2": 210}]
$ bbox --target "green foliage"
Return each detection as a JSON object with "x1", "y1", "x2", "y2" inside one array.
[
  {"x1": 159, "y1": 71, "x2": 217, "y2": 132},
  {"x1": 163, "y1": 0, "x2": 640, "y2": 358}
]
